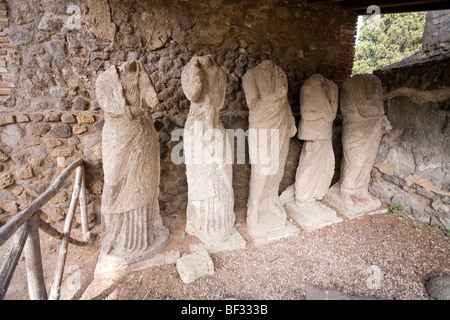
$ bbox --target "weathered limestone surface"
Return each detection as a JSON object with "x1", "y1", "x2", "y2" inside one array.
[
  {"x1": 426, "y1": 276, "x2": 450, "y2": 300},
  {"x1": 87, "y1": 0, "x2": 116, "y2": 42},
  {"x1": 242, "y1": 60, "x2": 297, "y2": 236},
  {"x1": 371, "y1": 54, "x2": 450, "y2": 228},
  {"x1": 181, "y1": 55, "x2": 239, "y2": 245},
  {"x1": 285, "y1": 74, "x2": 341, "y2": 230},
  {"x1": 95, "y1": 60, "x2": 168, "y2": 268},
  {"x1": 324, "y1": 74, "x2": 392, "y2": 218},
  {"x1": 176, "y1": 248, "x2": 215, "y2": 284}
]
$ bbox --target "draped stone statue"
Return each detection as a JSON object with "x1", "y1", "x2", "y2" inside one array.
[
  {"x1": 95, "y1": 60, "x2": 169, "y2": 269},
  {"x1": 286, "y1": 74, "x2": 342, "y2": 230},
  {"x1": 242, "y1": 60, "x2": 297, "y2": 236},
  {"x1": 324, "y1": 74, "x2": 392, "y2": 218},
  {"x1": 181, "y1": 55, "x2": 238, "y2": 245}
]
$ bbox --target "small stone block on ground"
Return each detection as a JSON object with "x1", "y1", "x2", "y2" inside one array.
[
  {"x1": 248, "y1": 221, "x2": 300, "y2": 246},
  {"x1": 426, "y1": 276, "x2": 450, "y2": 300},
  {"x1": 176, "y1": 248, "x2": 215, "y2": 284}
]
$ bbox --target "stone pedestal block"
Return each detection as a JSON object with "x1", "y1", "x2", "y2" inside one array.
[
  {"x1": 176, "y1": 249, "x2": 215, "y2": 284},
  {"x1": 286, "y1": 201, "x2": 342, "y2": 232}
]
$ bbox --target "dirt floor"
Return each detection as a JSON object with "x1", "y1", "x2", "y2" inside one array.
[{"x1": 2, "y1": 206, "x2": 450, "y2": 300}]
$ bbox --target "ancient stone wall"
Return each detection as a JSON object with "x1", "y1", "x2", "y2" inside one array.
[
  {"x1": 371, "y1": 52, "x2": 450, "y2": 228},
  {"x1": 423, "y1": 10, "x2": 450, "y2": 51},
  {"x1": 0, "y1": 0, "x2": 357, "y2": 226}
]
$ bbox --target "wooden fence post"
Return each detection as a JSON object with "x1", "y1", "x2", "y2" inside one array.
[
  {"x1": 24, "y1": 215, "x2": 47, "y2": 300},
  {"x1": 79, "y1": 166, "x2": 92, "y2": 242},
  {"x1": 48, "y1": 165, "x2": 83, "y2": 300},
  {"x1": 0, "y1": 222, "x2": 30, "y2": 300}
]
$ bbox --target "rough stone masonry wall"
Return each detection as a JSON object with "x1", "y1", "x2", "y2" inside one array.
[
  {"x1": 422, "y1": 9, "x2": 450, "y2": 52},
  {"x1": 370, "y1": 42, "x2": 450, "y2": 229},
  {"x1": 0, "y1": 0, "x2": 357, "y2": 227}
]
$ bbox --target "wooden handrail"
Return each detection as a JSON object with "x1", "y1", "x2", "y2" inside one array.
[
  {"x1": 24, "y1": 216, "x2": 47, "y2": 300},
  {"x1": 0, "y1": 158, "x2": 91, "y2": 300},
  {"x1": 0, "y1": 222, "x2": 30, "y2": 300},
  {"x1": 49, "y1": 165, "x2": 83, "y2": 300},
  {"x1": 0, "y1": 158, "x2": 83, "y2": 247}
]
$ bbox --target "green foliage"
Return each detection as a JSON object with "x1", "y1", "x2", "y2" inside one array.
[
  {"x1": 428, "y1": 223, "x2": 441, "y2": 231},
  {"x1": 352, "y1": 12, "x2": 426, "y2": 75},
  {"x1": 389, "y1": 202, "x2": 404, "y2": 214},
  {"x1": 428, "y1": 223, "x2": 450, "y2": 238}
]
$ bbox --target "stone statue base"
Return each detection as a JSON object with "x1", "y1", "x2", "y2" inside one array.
[
  {"x1": 94, "y1": 226, "x2": 169, "y2": 278},
  {"x1": 94, "y1": 233, "x2": 174, "y2": 280},
  {"x1": 324, "y1": 184, "x2": 382, "y2": 219},
  {"x1": 189, "y1": 228, "x2": 246, "y2": 254},
  {"x1": 246, "y1": 208, "x2": 300, "y2": 246},
  {"x1": 286, "y1": 200, "x2": 342, "y2": 232},
  {"x1": 247, "y1": 221, "x2": 300, "y2": 246},
  {"x1": 247, "y1": 205, "x2": 287, "y2": 235},
  {"x1": 94, "y1": 249, "x2": 180, "y2": 280}
]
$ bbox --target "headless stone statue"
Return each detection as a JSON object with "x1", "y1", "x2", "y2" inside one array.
[
  {"x1": 242, "y1": 60, "x2": 297, "y2": 236},
  {"x1": 181, "y1": 55, "x2": 237, "y2": 245},
  {"x1": 95, "y1": 61, "x2": 169, "y2": 269},
  {"x1": 286, "y1": 74, "x2": 342, "y2": 230},
  {"x1": 324, "y1": 74, "x2": 392, "y2": 218}
]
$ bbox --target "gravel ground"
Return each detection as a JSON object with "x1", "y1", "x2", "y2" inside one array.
[{"x1": 3, "y1": 207, "x2": 450, "y2": 300}]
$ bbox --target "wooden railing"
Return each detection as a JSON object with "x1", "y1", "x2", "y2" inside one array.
[{"x1": 0, "y1": 158, "x2": 92, "y2": 300}]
